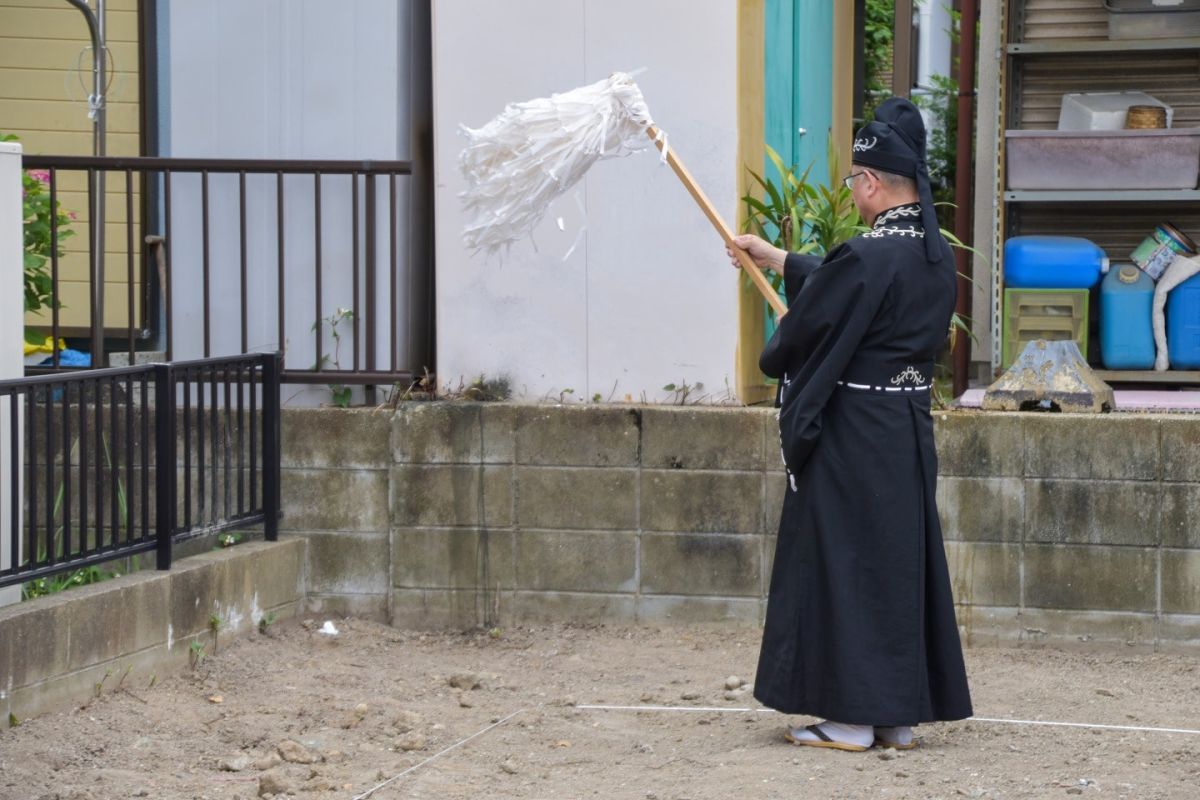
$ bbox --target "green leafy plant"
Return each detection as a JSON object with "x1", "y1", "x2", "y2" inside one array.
[
  {"x1": 312, "y1": 308, "x2": 355, "y2": 407},
  {"x1": 862, "y1": 0, "x2": 896, "y2": 122},
  {"x1": 2, "y1": 133, "x2": 75, "y2": 318},
  {"x1": 208, "y1": 613, "x2": 223, "y2": 654},
  {"x1": 188, "y1": 639, "x2": 207, "y2": 669},
  {"x1": 216, "y1": 532, "x2": 243, "y2": 548},
  {"x1": 258, "y1": 611, "x2": 277, "y2": 635}
]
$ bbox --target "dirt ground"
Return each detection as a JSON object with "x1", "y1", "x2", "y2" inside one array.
[{"x1": 2, "y1": 619, "x2": 1199, "y2": 800}]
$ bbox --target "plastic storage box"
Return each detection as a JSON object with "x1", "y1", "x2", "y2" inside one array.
[
  {"x1": 1106, "y1": 0, "x2": 1200, "y2": 39},
  {"x1": 1058, "y1": 91, "x2": 1173, "y2": 131},
  {"x1": 1003, "y1": 289, "x2": 1090, "y2": 368},
  {"x1": 1005, "y1": 128, "x2": 1200, "y2": 190},
  {"x1": 1004, "y1": 236, "x2": 1108, "y2": 289}
]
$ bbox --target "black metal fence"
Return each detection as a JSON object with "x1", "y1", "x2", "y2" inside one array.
[
  {"x1": 21, "y1": 155, "x2": 432, "y2": 387},
  {"x1": 0, "y1": 353, "x2": 280, "y2": 591}
]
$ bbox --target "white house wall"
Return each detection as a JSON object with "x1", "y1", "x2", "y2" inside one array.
[
  {"x1": 432, "y1": 0, "x2": 741, "y2": 403},
  {"x1": 164, "y1": 0, "x2": 411, "y2": 400}
]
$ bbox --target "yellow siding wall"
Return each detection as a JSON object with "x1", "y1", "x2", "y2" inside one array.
[{"x1": 1, "y1": 0, "x2": 143, "y2": 334}]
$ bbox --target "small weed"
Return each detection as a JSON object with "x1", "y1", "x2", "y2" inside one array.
[
  {"x1": 189, "y1": 640, "x2": 207, "y2": 669},
  {"x1": 444, "y1": 374, "x2": 511, "y2": 402},
  {"x1": 312, "y1": 308, "x2": 356, "y2": 407},
  {"x1": 662, "y1": 381, "x2": 704, "y2": 405},
  {"x1": 487, "y1": 627, "x2": 503, "y2": 640},
  {"x1": 216, "y1": 532, "x2": 243, "y2": 549},
  {"x1": 208, "y1": 614, "x2": 223, "y2": 653},
  {"x1": 258, "y1": 611, "x2": 277, "y2": 635},
  {"x1": 8, "y1": 713, "x2": 19, "y2": 728}
]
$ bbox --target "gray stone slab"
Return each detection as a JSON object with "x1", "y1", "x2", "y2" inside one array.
[
  {"x1": 1161, "y1": 417, "x2": 1200, "y2": 483},
  {"x1": 1161, "y1": 484, "x2": 1200, "y2": 549},
  {"x1": 1157, "y1": 614, "x2": 1200, "y2": 649},
  {"x1": 1161, "y1": 550, "x2": 1200, "y2": 616},
  {"x1": 514, "y1": 531, "x2": 636, "y2": 593},
  {"x1": 1023, "y1": 545, "x2": 1156, "y2": 613},
  {"x1": 943, "y1": 541, "x2": 1020, "y2": 607},
  {"x1": 479, "y1": 404, "x2": 519, "y2": 463},
  {"x1": 637, "y1": 595, "x2": 762, "y2": 624},
  {"x1": 282, "y1": 408, "x2": 391, "y2": 469},
  {"x1": 391, "y1": 465, "x2": 513, "y2": 529},
  {"x1": 640, "y1": 471, "x2": 762, "y2": 534},
  {"x1": 392, "y1": 528, "x2": 515, "y2": 591},
  {"x1": 640, "y1": 407, "x2": 762, "y2": 471},
  {"x1": 282, "y1": 468, "x2": 389, "y2": 532},
  {"x1": 391, "y1": 403, "x2": 482, "y2": 464},
  {"x1": 304, "y1": 593, "x2": 389, "y2": 623},
  {"x1": 390, "y1": 588, "x2": 492, "y2": 629},
  {"x1": 1004, "y1": 608, "x2": 1158, "y2": 650},
  {"x1": 515, "y1": 468, "x2": 636, "y2": 530},
  {"x1": 1025, "y1": 479, "x2": 1159, "y2": 546},
  {"x1": 305, "y1": 531, "x2": 391, "y2": 595},
  {"x1": 245, "y1": 539, "x2": 306, "y2": 612},
  {"x1": 510, "y1": 591, "x2": 637, "y2": 624},
  {"x1": 1023, "y1": 415, "x2": 1158, "y2": 480},
  {"x1": 933, "y1": 412, "x2": 1024, "y2": 477},
  {"x1": 514, "y1": 406, "x2": 640, "y2": 467},
  {"x1": 640, "y1": 533, "x2": 761, "y2": 597},
  {"x1": 167, "y1": 556, "x2": 222, "y2": 640},
  {"x1": 0, "y1": 598, "x2": 70, "y2": 691},
  {"x1": 937, "y1": 477, "x2": 1023, "y2": 542}
]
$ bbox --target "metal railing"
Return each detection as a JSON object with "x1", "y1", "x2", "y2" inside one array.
[
  {"x1": 0, "y1": 353, "x2": 280, "y2": 591},
  {"x1": 21, "y1": 155, "x2": 433, "y2": 386}
]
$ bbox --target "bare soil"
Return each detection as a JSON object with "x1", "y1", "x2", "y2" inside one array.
[{"x1": 2, "y1": 619, "x2": 1199, "y2": 800}]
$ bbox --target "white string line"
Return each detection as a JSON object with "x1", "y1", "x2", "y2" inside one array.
[
  {"x1": 578, "y1": 705, "x2": 1200, "y2": 736},
  {"x1": 351, "y1": 706, "x2": 529, "y2": 800}
]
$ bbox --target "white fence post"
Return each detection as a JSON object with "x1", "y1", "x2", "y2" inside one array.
[{"x1": 1, "y1": 141, "x2": 23, "y2": 607}]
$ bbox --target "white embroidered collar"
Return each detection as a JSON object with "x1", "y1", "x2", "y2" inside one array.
[{"x1": 864, "y1": 203, "x2": 925, "y2": 239}]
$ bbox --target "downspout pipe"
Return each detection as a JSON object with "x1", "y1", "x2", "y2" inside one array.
[
  {"x1": 953, "y1": 0, "x2": 977, "y2": 397},
  {"x1": 65, "y1": 0, "x2": 106, "y2": 365}
]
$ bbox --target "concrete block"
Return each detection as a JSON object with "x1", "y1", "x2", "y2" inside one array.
[
  {"x1": 640, "y1": 533, "x2": 760, "y2": 597},
  {"x1": 1004, "y1": 608, "x2": 1157, "y2": 650},
  {"x1": 1157, "y1": 614, "x2": 1200, "y2": 649},
  {"x1": 640, "y1": 407, "x2": 762, "y2": 471},
  {"x1": 120, "y1": 572, "x2": 172, "y2": 654},
  {"x1": 1023, "y1": 545, "x2": 1156, "y2": 613},
  {"x1": 479, "y1": 404, "x2": 519, "y2": 463},
  {"x1": 244, "y1": 539, "x2": 306, "y2": 612},
  {"x1": 0, "y1": 598, "x2": 70, "y2": 691},
  {"x1": 64, "y1": 581, "x2": 134, "y2": 672},
  {"x1": 951, "y1": 605, "x2": 1020, "y2": 648},
  {"x1": 509, "y1": 591, "x2": 637, "y2": 624},
  {"x1": 282, "y1": 468, "x2": 389, "y2": 531},
  {"x1": 391, "y1": 465, "x2": 513, "y2": 528},
  {"x1": 641, "y1": 471, "x2": 761, "y2": 534},
  {"x1": 1161, "y1": 550, "x2": 1200, "y2": 616},
  {"x1": 1025, "y1": 479, "x2": 1158, "y2": 546},
  {"x1": 167, "y1": 555, "x2": 222, "y2": 641},
  {"x1": 305, "y1": 532, "x2": 391, "y2": 595},
  {"x1": 282, "y1": 408, "x2": 391, "y2": 469},
  {"x1": 514, "y1": 530, "x2": 636, "y2": 592},
  {"x1": 1162, "y1": 484, "x2": 1200, "y2": 549},
  {"x1": 933, "y1": 412, "x2": 1023, "y2": 477},
  {"x1": 393, "y1": 528, "x2": 515, "y2": 590},
  {"x1": 515, "y1": 468, "x2": 636, "y2": 530},
  {"x1": 761, "y1": 408, "x2": 783, "y2": 473},
  {"x1": 390, "y1": 588, "x2": 490, "y2": 629},
  {"x1": 304, "y1": 593, "x2": 389, "y2": 622},
  {"x1": 937, "y1": 477, "x2": 1023, "y2": 542},
  {"x1": 943, "y1": 541, "x2": 1020, "y2": 607},
  {"x1": 1160, "y1": 417, "x2": 1200, "y2": 483},
  {"x1": 391, "y1": 403, "x2": 482, "y2": 464},
  {"x1": 514, "y1": 406, "x2": 639, "y2": 467},
  {"x1": 1023, "y1": 415, "x2": 1158, "y2": 480},
  {"x1": 636, "y1": 595, "x2": 761, "y2": 624}
]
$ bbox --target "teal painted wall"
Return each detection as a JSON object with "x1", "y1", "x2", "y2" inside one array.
[{"x1": 764, "y1": 0, "x2": 833, "y2": 187}]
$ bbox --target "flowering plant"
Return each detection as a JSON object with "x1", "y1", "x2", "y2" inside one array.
[{"x1": 3, "y1": 133, "x2": 75, "y2": 315}]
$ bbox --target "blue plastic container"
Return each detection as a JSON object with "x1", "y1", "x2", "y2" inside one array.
[
  {"x1": 1100, "y1": 265, "x2": 1155, "y2": 369},
  {"x1": 1004, "y1": 236, "x2": 1109, "y2": 289},
  {"x1": 1168, "y1": 272, "x2": 1200, "y2": 369}
]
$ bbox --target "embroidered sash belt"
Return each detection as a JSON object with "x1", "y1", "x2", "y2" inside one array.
[{"x1": 837, "y1": 358, "x2": 935, "y2": 394}]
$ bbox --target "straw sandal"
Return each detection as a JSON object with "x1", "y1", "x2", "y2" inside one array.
[{"x1": 784, "y1": 724, "x2": 870, "y2": 752}]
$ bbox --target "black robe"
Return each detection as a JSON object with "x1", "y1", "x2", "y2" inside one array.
[{"x1": 753, "y1": 203, "x2": 973, "y2": 726}]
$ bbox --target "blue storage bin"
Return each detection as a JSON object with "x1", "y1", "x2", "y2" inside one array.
[
  {"x1": 1100, "y1": 265, "x2": 1155, "y2": 369},
  {"x1": 1168, "y1": 272, "x2": 1200, "y2": 369},
  {"x1": 1004, "y1": 236, "x2": 1108, "y2": 289}
]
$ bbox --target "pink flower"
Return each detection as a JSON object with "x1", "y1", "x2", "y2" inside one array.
[
  {"x1": 27, "y1": 170, "x2": 50, "y2": 184},
  {"x1": 67, "y1": 211, "x2": 78, "y2": 220}
]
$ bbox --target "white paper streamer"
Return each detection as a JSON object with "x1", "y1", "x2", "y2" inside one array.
[{"x1": 459, "y1": 72, "x2": 654, "y2": 255}]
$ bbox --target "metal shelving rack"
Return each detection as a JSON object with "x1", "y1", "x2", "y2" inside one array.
[{"x1": 993, "y1": 2, "x2": 1200, "y2": 384}]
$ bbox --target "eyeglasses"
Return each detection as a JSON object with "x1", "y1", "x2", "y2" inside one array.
[{"x1": 842, "y1": 171, "x2": 872, "y2": 190}]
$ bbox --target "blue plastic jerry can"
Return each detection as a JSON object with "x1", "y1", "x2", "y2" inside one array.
[
  {"x1": 1168, "y1": 272, "x2": 1200, "y2": 370},
  {"x1": 1004, "y1": 236, "x2": 1108, "y2": 289},
  {"x1": 1100, "y1": 265, "x2": 1155, "y2": 370}
]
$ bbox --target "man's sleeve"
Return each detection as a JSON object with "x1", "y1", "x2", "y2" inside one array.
[
  {"x1": 783, "y1": 253, "x2": 823, "y2": 306},
  {"x1": 773, "y1": 243, "x2": 892, "y2": 476}
]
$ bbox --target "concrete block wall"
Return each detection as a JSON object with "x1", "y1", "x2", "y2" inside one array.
[{"x1": 280, "y1": 405, "x2": 1200, "y2": 649}]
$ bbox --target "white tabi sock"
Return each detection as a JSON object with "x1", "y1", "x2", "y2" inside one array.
[
  {"x1": 788, "y1": 720, "x2": 875, "y2": 748},
  {"x1": 873, "y1": 725, "x2": 914, "y2": 746}
]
